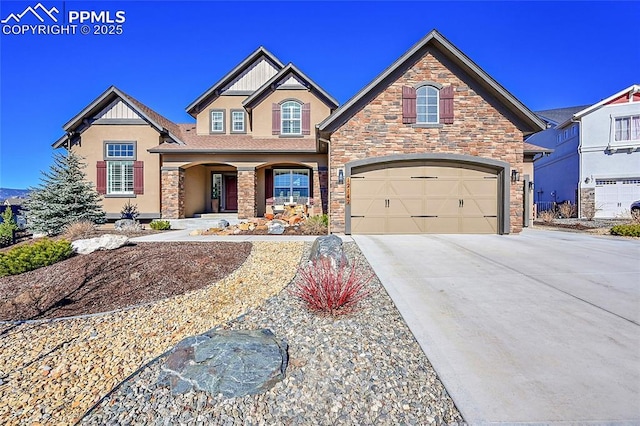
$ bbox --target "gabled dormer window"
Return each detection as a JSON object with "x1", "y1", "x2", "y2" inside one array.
[
  {"x1": 281, "y1": 101, "x2": 302, "y2": 135},
  {"x1": 210, "y1": 109, "x2": 225, "y2": 133},
  {"x1": 272, "y1": 101, "x2": 311, "y2": 136}
]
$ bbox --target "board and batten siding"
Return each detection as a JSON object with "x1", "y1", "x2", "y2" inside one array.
[
  {"x1": 222, "y1": 58, "x2": 279, "y2": 92},
  {"x1": 94, "y1": 99, "x2": 142, "y2": 120}
]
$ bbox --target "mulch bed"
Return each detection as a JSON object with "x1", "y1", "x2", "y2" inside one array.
[{"x1": 0, "y1": 242, "x2": 252, "y2": 322}]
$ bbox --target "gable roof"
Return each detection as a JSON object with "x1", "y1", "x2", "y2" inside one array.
[
  {"x1": 242, "y1": 63, "x2": 339, "y2": 111},
  {"x1": 319, "y1": 29, "x2": 545, "y2": 136},
  {"x1": 185, "y1": 46, "x2": 284, "y2": 117},
  {"x1": 523, "y1": 141, "x2": 553, "y2": 155},
  {"x1": 52, "y1": 86, "x2": 185, "y2": 148},
  {"x1": 557, "y1": 84, "x2": 640, "y2": 127},
  {"x1": 535, "y1": 105, "x2": 590, "y2": 127}
]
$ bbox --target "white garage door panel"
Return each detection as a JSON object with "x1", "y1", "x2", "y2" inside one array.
[
  {"x1": 595, "y1": 179, "x2": 640, "y2": 218},
  {"x1": 350, "y1": 163, "x2": 499, "y2": 234}
]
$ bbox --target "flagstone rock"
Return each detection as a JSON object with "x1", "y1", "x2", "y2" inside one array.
[{"x1": 159, "y1": 329, "x2": 288, "y2": 398}]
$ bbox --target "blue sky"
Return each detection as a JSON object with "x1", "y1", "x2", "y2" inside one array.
[{"x1": 1, "y1": 1, "x2": 638, "y2": 189}]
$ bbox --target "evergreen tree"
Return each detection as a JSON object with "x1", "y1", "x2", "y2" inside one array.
[{"x1": 24, "y1": 151, "x2": 106, "y2": 235}]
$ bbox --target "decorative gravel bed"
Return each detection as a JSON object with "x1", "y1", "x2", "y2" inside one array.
[
  {"x1": 0, "y1": 242, "x2": 304, "y2": 425},
  {"x1": 81, "y1": 243, "x2": 464, "y2": 425}
]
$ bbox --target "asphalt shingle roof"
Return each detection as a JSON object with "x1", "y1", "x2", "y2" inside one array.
[{"x1": 535, "y1": 105, "x2": 590, "y2": 126}]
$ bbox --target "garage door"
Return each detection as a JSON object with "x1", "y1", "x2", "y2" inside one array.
[
  {"x1": 595, "y1": 178, "x2": 640, "y2": 218},
  {"x1": 350, "y1": 163, "x2": 499, "y2": 234}
]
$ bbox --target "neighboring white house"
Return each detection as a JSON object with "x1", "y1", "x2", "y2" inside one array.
[{"x1": 529, "y1": 84, "x2": 640, "y2": 218}]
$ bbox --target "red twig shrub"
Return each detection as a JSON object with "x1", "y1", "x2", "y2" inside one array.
[{"x1": 288, "y1": 258, "x2": 375, "y2": 316}]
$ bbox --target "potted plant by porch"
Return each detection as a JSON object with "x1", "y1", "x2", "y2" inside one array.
[{"x1": 211, "y1": 187, "x2": 220, "y2": 213}]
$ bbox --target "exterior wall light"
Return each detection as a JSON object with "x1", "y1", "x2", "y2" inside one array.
[
  {"x1": 337, "y1": 168, "x2": 344, "y2": 185},
  {"x1": 511, "y1": 169, "x2": 520, "y2": 183}
]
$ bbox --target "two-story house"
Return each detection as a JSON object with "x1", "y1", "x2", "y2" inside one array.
[
  {"x1": 53, "y1": 30, "x2": 547, "y2": 234},
  {"x1": 530, "y1": 85, "x2": 640, "y2": 218},
  {"x1": 54, "y1": 47, "x2": 338, "y2": 220}
]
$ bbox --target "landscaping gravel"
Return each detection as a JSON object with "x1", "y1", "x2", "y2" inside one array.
[
  {"x1": 0, "y1": 242, "x2": 303, "y2": 425},
  {"x1": 81, "y1": 243, "x2": 464, "y2": 425}
]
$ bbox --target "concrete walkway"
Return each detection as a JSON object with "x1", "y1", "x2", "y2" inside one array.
[{"x1": 353, "y1": 229, "x2": 640, "y2": 424}]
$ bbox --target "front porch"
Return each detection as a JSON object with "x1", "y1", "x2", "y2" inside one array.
[{"x1": 160, "y1": 159, "x2": 328, "y2": 219}]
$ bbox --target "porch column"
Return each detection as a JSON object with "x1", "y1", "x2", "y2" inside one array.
[
  {"x1": 237, "y1": 167, "x2": 257, "y2": 219},
  {"x1": 161, "y1": 167, "x2": 185, "y2": 219},
  {"x1": 311, "y1": 166, "x2": 322, "y2": 216}
]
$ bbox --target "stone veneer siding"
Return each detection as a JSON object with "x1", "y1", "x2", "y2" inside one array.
[
  {"x1": 580, "y1": 187, "x2": 595, "y2": 219},
  {"x1": 161, "y1": 168, "x2": 185, "y2": 219},
  {"x1": 329, "y1": 50, "x2": 524, "y2": 234},
  {"x1": 238, "y1": 169, "x2": 257, "y2": 219}
]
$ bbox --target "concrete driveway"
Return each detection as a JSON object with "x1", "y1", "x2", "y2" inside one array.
[{"x1": 354, "y1": 229, "x2": 640, "y2": 424}]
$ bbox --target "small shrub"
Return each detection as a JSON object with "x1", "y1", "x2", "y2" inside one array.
[
  {"x1": 558, "y1": 201, "x2": 576, "y2": 218},
  {"x1": 120, "y1": 201, "x2": 139, "y2": 220},
  {"x1": 582, "y1": 203, "x2": 599, "y2": 221},
  {"x1": 288, "y1": 257, "x2": 375, "y2": 316},
  {"x1": 61, "y1": 219, "x2": 96, "y2": 240},
  {"x1": 538, "y1": 209, "x2": 556, "y2": 224},
  {"x1": 0, "y1": 207, "x2": 19, "y2": 242},
  {"x1": 630, "y1": 209, "x2": 640, "y2": 224},
  {"x1": 300, "y1": 215, "x2": 328, "y2": 235},
  {"x1": 150, "y1": 220, "x2": 171, "y2": 230},
  {"x1": 0, "y1": 239, "x2": 73, "y2": 277},
  {"x1": 610, "y1": 224, "x2": 640, "y2": 237}
]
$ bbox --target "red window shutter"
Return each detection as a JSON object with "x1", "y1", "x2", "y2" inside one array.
[
  {"x1": 302, "y1": 103, "x2": 311, "y2": 135},
  {"x1": 96, "y1": 161, "x2": 107, "y2": 194},
  {"x1": 133, "y1": 161, "x2": 144, "y2": 194},
  {"x1": 440, "y1": 86, "x2": 454, "y2": 124},
  {"x1": 272, "y1": 103, "x2": 281, "y2": 135},
  {"x1": 265, "y1": 169, "x2": 273, "y2": 198},
  {"x1": 402, "y1": 86, "x2": 417, "y2": 124}
]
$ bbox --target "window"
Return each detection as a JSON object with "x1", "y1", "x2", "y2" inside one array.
[
  {"x1": 281, "y1": 101, "x2": 302, "y2": 135},
  {"x1": 105, "y1": 142, "x2": 135, "y2": 195},
  {"x1": 614, "y1": 116, "x2": 640, "y2": 141},
  {"x1": 231, "y1": 110, "x2": 245, "y2": 133},
  {"x1": 273, "y1": 169, "x2": 309, "y2": 201},
  {"x1": 416, "y1": 85, "x2": 439, "y2": 123},
  {"x1": 210, "y1": 110, "x2": 224, "y2": 133}
]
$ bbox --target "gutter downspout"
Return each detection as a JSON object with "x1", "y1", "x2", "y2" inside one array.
[{"x1": 318, "y1": 136, "x2": 331, "y2": 234}]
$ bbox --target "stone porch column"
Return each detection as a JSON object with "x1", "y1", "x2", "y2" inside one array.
[
  {"x1": 311, "y1": 166, "x2": 322, "y2": 216},
  {"x1": 318, "y1": 166, "x2": 328, "y2": 215},
  {"x1": 237, "y1": 167, "x2": 257, "y2": 219},
  {"x1": 161, "y1": 167, "x2": 185, "y2": 219}
]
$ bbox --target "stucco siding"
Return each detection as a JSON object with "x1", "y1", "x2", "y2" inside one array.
[{"x1": 72, "y1": 124, "x2": 161, "y2": 217}]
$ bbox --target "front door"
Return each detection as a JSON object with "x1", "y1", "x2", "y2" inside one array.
[{"x1": 224, "y1": 175, "x2": 238, "y2": 211}]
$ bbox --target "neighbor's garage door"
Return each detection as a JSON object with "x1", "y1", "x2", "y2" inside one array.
[
  {"x1": 595, "y1": 178, "x2": 640, "y2": 218},
  {"x1": 350, "y1": 163, "x2": 499, "y2": 234}
]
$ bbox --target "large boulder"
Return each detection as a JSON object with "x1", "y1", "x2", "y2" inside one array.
[
  {"x1": 159, "y1": 329, "x2": 288, "y2": 398},
  {"x1": 72, "y1": 234, "x2": 130, "y2": 255},
  {"x1": 309, "y1": 234, "x2": 347, "y2": 267}
]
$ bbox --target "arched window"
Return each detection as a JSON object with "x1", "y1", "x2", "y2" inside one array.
[
  {"x1": 416, "y1": 85, "x2": 439, "y2": 124},
  {"x1": 281, "y1": 101, "x2": 302, "y2": 135}
]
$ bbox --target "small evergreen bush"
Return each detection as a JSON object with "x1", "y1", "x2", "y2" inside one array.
[
  {"x1": 149, "y1": 220, "x2": 171, "y2": 230},
  {"x1": 0, "y1": 207, "x2": 19, "y2": 247},
  {"x1": 610, "y1": 224, "x2": 640, "y2": 237},
  {"x1": 120, "y1": 201, "x2": 140, "y2": 220},
  {"x1": 0, "y1": 239, "x2": 73, "y2": 277}
]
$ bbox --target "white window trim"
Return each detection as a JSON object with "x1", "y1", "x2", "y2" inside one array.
[
  {"x1": 280, "y1": 101, "x2": 302, "y2": 135},
  {"x1": 107, "y1": 160, "x2": 134, "y2": 195},
  {"x1": 210, "y1": 109, "x2": 225, "y2": 133},
  {"x1": 416, "y1": 85, "x2": 439, "y2": 124},
  {"x1": 230, "y1": 110, "x2": 245, "y2": 133}
]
